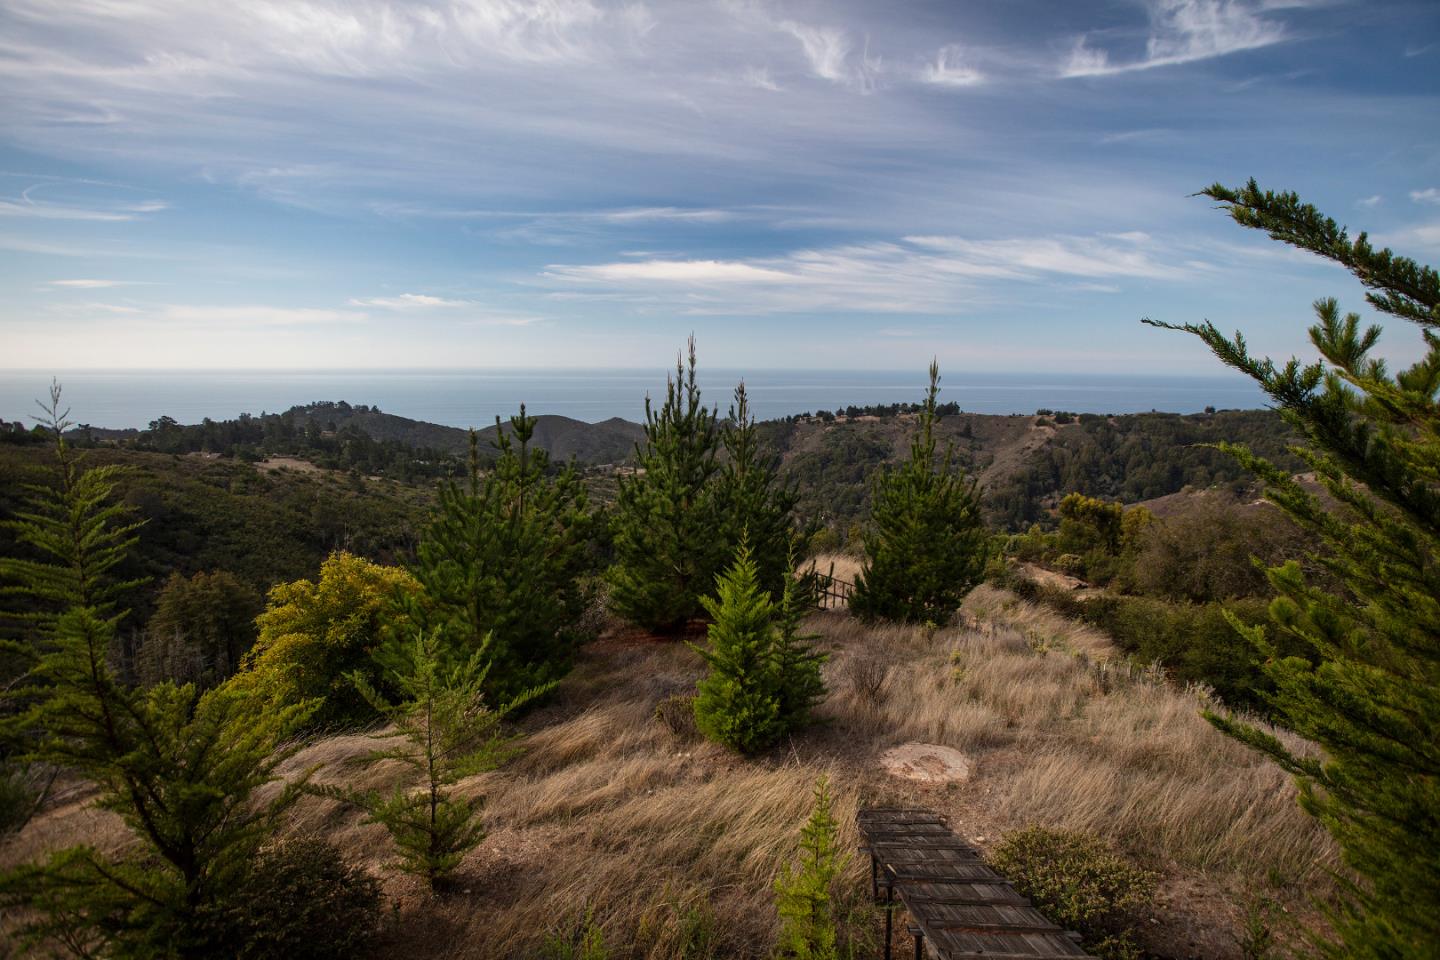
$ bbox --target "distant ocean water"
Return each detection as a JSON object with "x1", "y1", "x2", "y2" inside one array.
[{"x1": 0, "y1": 369, "x2": 1270, "y2": 431}]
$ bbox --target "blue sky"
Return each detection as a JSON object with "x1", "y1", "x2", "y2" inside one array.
[{"x1": 2, "y1": 0, "x2": 1438, "y2": 373}]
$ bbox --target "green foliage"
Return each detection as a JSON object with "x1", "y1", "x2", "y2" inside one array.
[
  {"x1": 0, "y1": 390, "x2": 316, "y2": 957},
  {"x1": 691, "y1": 545, "x2": 825, "y2": 754},
  {"x1": 236, "y1": 550, "x2": 419, "y2": 729},
  {"x1": 541, "y1": 909, "x2": 611, "y2": 960},
  {"x1": 851, "y1": 362, "x2": 989, "y2": 623},
  {"x1": 1148, "y1": 179, "x2": 1440, "y2": 957},
  {"x1": 1122, "y1": 499, "x2": 1316, "y2": 603},
  {"x1": 990, "y1": 826, "x2": 1156, "y2": 960},
  {"x1": 691, "y1": 545, "x2": 783, "y2": 753},
  {"x1": 1057, "y1": 492, "x2": 1124, "y2": 555},
  {"x1": 316, "y1": 630, "x2": 547, "y2": 890},
  {"x1": 984, "y1": 409, "x2": 1300, "y2": 529},
  {"x1": 0, "y1": 384, "x2": 145, "y2": 634},
  {"x1": 715, "y1": 382, "x2": 804, "y2": 600},
  {"x1": 773, "y1": 777, "x2": 847, "y2": 960},
  {"x1": 0, "y1": 440, "x2": 429, "y2": 635},
  {"x1": 195, "y1": 837, "x2": 382, "y2": 960},
  {"x1": 409, "y1": 404, "x2": 594, "y2": 701},
  {"x1": 772, "y1": 572, "x2": 827, "y2": 732},
  {"x1": 136, "y1": 569, "x2": 262, "y2": 688},
  {"x1": 607, "y1": 339, "x2": 726, "y2": 632}
]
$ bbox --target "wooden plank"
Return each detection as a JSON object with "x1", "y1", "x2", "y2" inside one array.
[
  {"x1": 859, "y1": 807, "x2": 1097, "y2": 959},
  {"x1": 920, "y1": 927, "x2": 1092, "y2": 958}
]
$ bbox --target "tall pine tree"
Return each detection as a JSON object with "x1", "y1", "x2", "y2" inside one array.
[
  {"x1": 0, "y1": 386, "x2": 314, "y2": 956},
  {"x1": 850, "y1": 361, "x2": 989, "y2": 623},
  {"x1": 410, "y1": 404, "x2": 593, "y2": 701},
  {"x1": 1147, "y1": 179, "x2": 1439, "y2": 958},
  {"x1": 715, "y1": 381, "x2": 804, "y2": 601},
  {"x1": 607, "y1": 338, "x2": 726, "y2": 633}
]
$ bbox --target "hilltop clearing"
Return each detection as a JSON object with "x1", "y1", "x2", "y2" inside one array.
[{"x1": 4, "y1": 587, "x2": 1339, "y2": 959}]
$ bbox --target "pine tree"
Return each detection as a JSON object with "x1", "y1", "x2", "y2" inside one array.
[
  {"x1": 691, "y1": 544, "x2": 826, "y2": 753},
  {"x1": 410, "y1": 404, "x2": 593, "y2": 701},
  {"x1": 850, "y1": 361, "x2": 989, "y2": 623},
  {"x1": 317, "y1": 630, "x2": 547, "y2": 890},
  {"x1": 716, "y1": 381, "x2": 803, "y2": 601},
  {"x1": 1147, "y1": 179, "x2": 1439, "y2": 958},
  {"x1": 0, "y1": 386, "x2": 315, "y2": 956},
  {"x1": 773, "y1": 777, "x2": 847, "y2": 960},
  {"x1": 772, "y1": 565, "x2": 827, "y2": 732},
  {"x1": 691, "y1": 544, "x2": 783, "y2": 753},
  {"x1": 607, "y1": 338, "x2": 726, "y2": 632}
]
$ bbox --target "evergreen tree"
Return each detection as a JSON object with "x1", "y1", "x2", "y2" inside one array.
[
  {"x1": 607, "y1": 338, "x2": 725, "y2": 632},
  {"x1": 691, "y1": 544, "x2": 783, "y2": 753},
  {"x1": 773, "y1": 777, "x2": 847, "y2": 960},
  {"x1": 850, "y1": 362, "x2": 989, "y2": 623},
  {"x1": 1147, "y1": 179, "x2": 1439, "y2": 958},
  {"x1": 0, "y1": 386, "x2": 315, "y2": 956},
  {"x1": 691, "y1": 545, "x2": 825, "y2": 753},
  {"x1": 716, "y1": 381, "x2": 803, "y2": 601},
  {"x1": 316, "y1": 630, "x2": 546, "y2": 890},
  {"x1": 410, "y1": 405, "x2": 593, "y2": 701},
  {"x1": 772, "y1": 566, "x2": 827, "y2": 732},
  {"x1": 137, "y1": 569, "x2": 262, "y2": 688}
]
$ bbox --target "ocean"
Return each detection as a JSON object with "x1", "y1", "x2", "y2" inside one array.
[{"x1": 0, "y1": 369, "x2": 1270, "y2": 431}]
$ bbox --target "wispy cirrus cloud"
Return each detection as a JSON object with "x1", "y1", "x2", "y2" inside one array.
[
  {"x1": 543, "y1": 231, "x2": 1192, "y2": 315},
  {"x1": 1411, "y1": 188, "x2": 1440, "y2": 205},
  {"x1": 347, "y1": 293, "x2": 469, "y2": 308},
  {"x1": 920, "y1": 45, "x2": 984, "y2": 87},
  {"x1": 48, "y1": 278, "x2": 138, "y2": 288},
  {"x1": 1061, "y1": 0, "x2": 1289, "y2": 78}
]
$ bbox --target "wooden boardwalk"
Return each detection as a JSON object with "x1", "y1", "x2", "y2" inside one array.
[{"x1": 857, "y1": 808, "x2": 1094, "y2": 960}]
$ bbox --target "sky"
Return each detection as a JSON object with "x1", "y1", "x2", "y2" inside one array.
[{"x1": 2, "y1": 0, "x2": 1438, "y2": 374}]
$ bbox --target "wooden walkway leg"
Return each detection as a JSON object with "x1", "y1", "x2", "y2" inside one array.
[
  {"x1": 884, "y1": 881, "x2": 894, "y2": 960},
  {"x1": 908, "y1": 924, "x2": 925, "y2": 960}
]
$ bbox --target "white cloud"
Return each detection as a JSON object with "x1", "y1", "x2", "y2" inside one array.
[
  {"x1": 543, "y1": 232, "x2": 1190, "y2": 315},
  {"x1": 1062, "y1": 0, "x2": 1289, "y2": 77},
  {"x1": 49, "y1": 278, "x2": 131, "y2": 288},
  {"x1": 1374, "y1": 223, "x2": 1440, "y2": 255},
  {"x1": 155, "y1": 304, "x2": 367, "y2": 326},
  {"x1": 347, "y1": 293, "x2": 469, "y2": 308},
  {"x1": 1410, "y1": 188, "x2": 1440, "y2": 205},
  {"x1": 921, "y1": 45, "x2": 983, "y2": 87},
  {"x1": 779, "y1": 20, "x2": 850, "y2": 82},
  {"x1": 776, "y1": 17, "x2": 882, "y2": 91},
  {"x1": 0, "y1": 199, "x2": 133, "y2": 221},
  {"x1": 1357, "y1": 195, "x2": 1383, "y2": 208},
  {"x1": 739, "y1": 65, "x2": 780, "y2": 91},
  {"x1": 546, "y1": 259, "x2": 795, "y2": 283}
]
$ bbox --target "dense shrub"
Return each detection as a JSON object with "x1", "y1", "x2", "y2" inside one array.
[
  {"x1": 1122, "y1": 499, "x2": 1317, "y2": 603},
  {"x1": 990, "y1": 826, "x2": 1156, "y2": 960},
  {"x1": 198, "y1": 837, "x2": 382, "y2": 960},
  {"x1": 235, "y1": 551, "x2": 419, "y2": 729}
]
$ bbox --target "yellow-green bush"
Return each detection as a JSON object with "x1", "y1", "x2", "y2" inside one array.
[
  {"x1": 232, "y1": 551, "x2": 419, "y2": 728},
  {"x1": 990, "y1": 826, "x2": 1156, "y2": 960}
]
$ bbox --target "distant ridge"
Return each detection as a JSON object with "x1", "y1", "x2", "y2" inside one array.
[{"x1": 69, "y1": 401, "x2": 646, "y2": 466}]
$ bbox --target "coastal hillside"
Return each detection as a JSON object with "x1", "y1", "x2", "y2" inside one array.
[{"x1": 4, "y1": 586, "x2": 1336, "y2": 959}]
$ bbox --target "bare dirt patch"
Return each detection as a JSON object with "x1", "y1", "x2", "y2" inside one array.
[
  {"x1": 879, "y1": 742, "x2": 973, "y2": 784},
  {"x1": 255, "y1": 456, "x2": 324, "y2": 474}
]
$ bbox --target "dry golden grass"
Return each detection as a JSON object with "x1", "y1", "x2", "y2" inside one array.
[{"x1": 0, "y1": 587, "x2": 1340, "y2": 959}]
